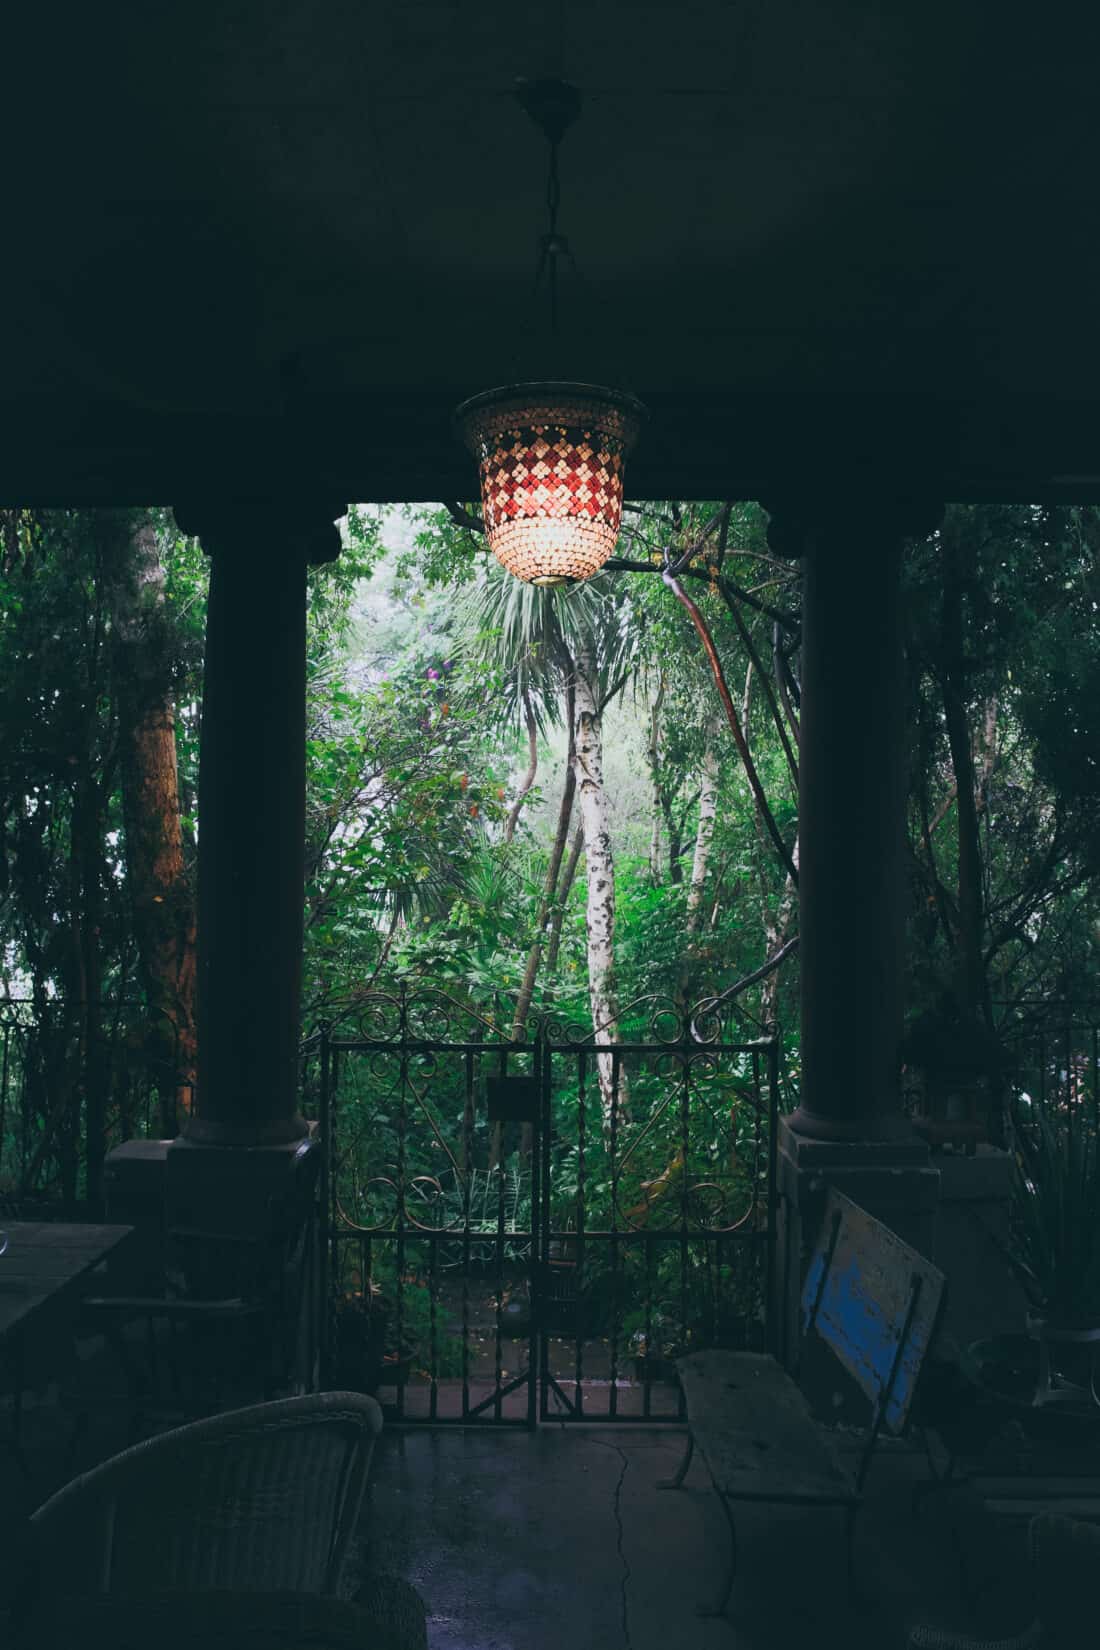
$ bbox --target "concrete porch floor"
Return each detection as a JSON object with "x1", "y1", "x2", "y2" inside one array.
[{"x1": 351, "y1": 1425, "x2": 1037, "y2": 1650}]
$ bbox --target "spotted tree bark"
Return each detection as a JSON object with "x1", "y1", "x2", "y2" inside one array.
[
  {"x1": 570, "y1": 642, "x2": 627, "y2": 1133},
  {"x1": 114, "y1": 512, "x2": 197, "y2": 1131}
]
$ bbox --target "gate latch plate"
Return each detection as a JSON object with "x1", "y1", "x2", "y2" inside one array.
[{"x1": 486, "y1": 1076, "x2": 539, "y2": 1123}]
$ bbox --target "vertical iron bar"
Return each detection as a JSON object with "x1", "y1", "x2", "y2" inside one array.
[
  {"x1": 856, "y1": 1274, "x2": 923, "y2": 1492},
  {"x1": 318, "y1": 1027, "x2": 332, "y2": 1387},
  {"x1": 766, "y1": 1041, "x2": 779, "y2": 1356},
  {"x1": 540, "y1": 1040, "x2": 554, "y2": 1422},
  {"x1": 643, "y1": 1232, "x2": 654, "y2": 1419},
  {"x1": 462, "y1": 1048, "x2": 473, "y2": 1421},
  {"x1": 526, "y1": 1033, "x2": 544, "y2": 1429},
  {"x1": 609, "y1": 1047, "x2": 622, "y2": 1419},
  {"x1": 494, "y1": 1126, "x2": 506, "y2": 1424},
  {"x1": 0, "y1": 1024, "x2": 9, "y2": 1179},
  {"x1": 363, "y1": 1232, "x2": 372, "y2": 1391},
  {"x1": 395, "y1": 1039, "x2": 408, "y2": 1421},
  {"x1": 1092, "y1": 1026, "x2": 1098, "y2": 1145},
  {"x1": 679, "y1": 1053, "x2": 690, "y2": 1421},
  {"x1": 574, "y1": 1048, "x2": 587, "y2": 1418},
  {"x1": 429, "y1": 1233, "x2": 439, "y2": 1422},
  {"x1": 20, "y1": 1028, "x2": 30, "y2": 1190},
  {"x1": 494, "y1": 1043, "x2": 507, "y2": 1422}
]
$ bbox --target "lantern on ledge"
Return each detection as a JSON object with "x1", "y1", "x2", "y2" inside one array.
[{"x1": 455, "y1": 380, "x2": 646, "y2": 587}]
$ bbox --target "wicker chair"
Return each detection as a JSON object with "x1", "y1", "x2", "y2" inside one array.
[
  {"x1": 907, "y1": 1511, "x2": 1100, "y2": 1650},
  {"x1": 26, "y1": 1391, "x2": 383, "y2": 1599},
  {"x1": 22, "y1": 1586, "x2": 428, "y2": 1649}
]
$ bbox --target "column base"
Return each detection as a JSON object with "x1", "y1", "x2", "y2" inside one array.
[
  {"x1": 182, "y1": 1111, "x2": 311, "y2": 1148},
  {"x1": 784, "y1": 1104, "x2": 916, "y2": 1143},
  {"x1": 774, "y1": 1118, "x2": 940, "y2": 1371},
  {"x1": 166, "y1": 1129, "x2": 320, "y2": 1238},
  {"x1": 104, "y1": 1139, "x2": 171, "y2": 1292},
  {"x1": 165, "y1": 1131, "x2": 323, "y2": 1396}
]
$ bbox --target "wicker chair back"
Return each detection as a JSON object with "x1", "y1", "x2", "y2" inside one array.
[{"x1": 29, "y1": 1391, "x2": 383, "y2": 1599}]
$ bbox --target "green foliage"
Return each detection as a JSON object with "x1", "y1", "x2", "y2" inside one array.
[
  {"x1": 904, "y1": 504, "x2": 1100, "y2": 1021},
  {"x1": 1008, "y1": 1103, "x2": 1100, "y2": 1325}
]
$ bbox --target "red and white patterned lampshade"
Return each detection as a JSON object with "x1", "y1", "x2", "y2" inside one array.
[{"x1": 455, "y1": 382, "x2": 646, "y2": 586}]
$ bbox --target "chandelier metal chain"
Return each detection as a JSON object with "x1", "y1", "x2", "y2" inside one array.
[{"x1": 453, "y1": 79, "x2": 646, "y2": 588}]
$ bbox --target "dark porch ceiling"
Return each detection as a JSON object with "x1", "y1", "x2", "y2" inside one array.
[{"x1": 3, "y1": 4, "x2": 1099, "y2": 505}]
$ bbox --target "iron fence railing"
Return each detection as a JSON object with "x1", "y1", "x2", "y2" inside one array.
[
  {"x1": 301, "y1": 985, "x2": 780, "y2": 1427},
  {"x1": 996, "y1": 1004, "x2": 1100, "y2": 1150}
]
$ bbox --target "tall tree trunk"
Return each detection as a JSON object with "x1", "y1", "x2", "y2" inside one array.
[
  {"x1": 761, "y1": 851, "x2": 798, "y2": 1031},
  {"x1": 664, "y1": 799, "x2": 685, "y2": 885},
  {"x1": 745, "y1": 651, "x2": 798, "y2": 1031},
  {"x1": 646, "y1": 678, "x2": 666, "y2": 883},
  {"x1": 114, "y1": 513, "x2": 197, "y2": 1132},
  {"x1": 503, "y1": 685, "x2": 539, "y2": 844},
  {"x1": 678, "y1": 714, "x2": 721, "y2": 1012},
  {"x1": 571, "y1": 642, "x2": 627, "y2": 1133},
  {"x1": 73, "y1": 767, "x2": 108, "y2": 1209},
  {"x1": 686, "y1": 720, "x2": 721, "y2": 933},
  {"x1": 940, "y1": 515, "x2": 989, "y2": 1030},
  {"x1": 545, "y1": 824, "x2": 584, "y2": 975},
  {"x1": 511, "y1": 680, "x2": 576, "y2": 1040}
]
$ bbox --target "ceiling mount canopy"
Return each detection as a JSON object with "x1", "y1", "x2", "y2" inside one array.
[{"x1": 454, "y1": 79, "x2": 647, "y2": 587}]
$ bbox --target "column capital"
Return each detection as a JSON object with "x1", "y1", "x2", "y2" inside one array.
[
  {"x1": 760, "y1": 491, "x2": 944, "y2": 559},
  {"x1": 172, "y1": 497, "x2": 346, "y2": 565}
]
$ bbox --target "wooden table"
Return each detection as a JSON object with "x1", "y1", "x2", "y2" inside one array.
[
  {"x1": 0, "y1": 1222, "x2": 137, "y2": 1459},
  {"x1": 0, "y1": 1223, "x2": 136, "y2": 1341}
]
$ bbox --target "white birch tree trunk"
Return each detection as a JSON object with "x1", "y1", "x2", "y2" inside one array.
[{"x1": 571, "y1": 641, "x2": 627, "y2": 1134}]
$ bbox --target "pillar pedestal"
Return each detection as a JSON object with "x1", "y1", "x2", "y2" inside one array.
[
  {"x1": 934, "y1": 1144, "x2": 1022, "y2": 1352},
  {"x1": 774, "y1": 1120, "x2": 940, "y2": 1367}
]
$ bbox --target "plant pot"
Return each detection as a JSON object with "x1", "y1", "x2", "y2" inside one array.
[
  {"x1": 964, "y1": 1334, "x2": 1100, "y2": 1441},
  {"x1": 1026, "y1": 1313, "x2": 1100, "y2": 1410}
]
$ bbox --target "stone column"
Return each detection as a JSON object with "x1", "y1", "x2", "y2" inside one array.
[
  {"x1": 105, "y1": 500, "x2": 341, "y2": 1383},
  {"x1": 763, "y1": 493, "x2": 944, "y2": 1365},
  {"x1": 150, "y1": 502, "x2": 341, "y2": 1394},
  {"x1": 174, "y1": 499, "x2": 342, "y2": 1149}
]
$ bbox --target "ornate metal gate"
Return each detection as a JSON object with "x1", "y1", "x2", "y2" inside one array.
[{"x1": 309, "y1": 988, "x2": 778, "y2": 1426}]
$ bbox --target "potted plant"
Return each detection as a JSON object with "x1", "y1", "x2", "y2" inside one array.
[{"x1": 624, "y1": 1309, "x2": 681, "y2": 1383}]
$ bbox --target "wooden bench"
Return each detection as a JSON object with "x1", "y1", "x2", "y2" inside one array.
[{"x1": 661, "y1": 1188, "x2": 946, "y2": 1616}]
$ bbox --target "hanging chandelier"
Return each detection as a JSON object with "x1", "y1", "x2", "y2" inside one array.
[
  {"x1": 455, "y1": 381, "x2": 644, "y2": 587},
  {"x1": 454, "y1": 81, "x2": 646, "y2": 588}
]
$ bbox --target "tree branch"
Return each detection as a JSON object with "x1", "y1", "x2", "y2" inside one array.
[
  {"x1": 694, "y1": 935, "x2": 800, "y2": 1021},
  {"x1": 662, "y1": 568, "x2": 798, "y2": 886},
  {"x1": 444, "y1": 501, "x2": 485, "y2": 534},
  {"x1": 716, "y1": 583, "x2": 799, "y2": 787}
]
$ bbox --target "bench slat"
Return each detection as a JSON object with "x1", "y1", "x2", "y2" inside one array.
[{"x1": 677, "y1": 1351, "x2": 855, "y2": 1503}]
